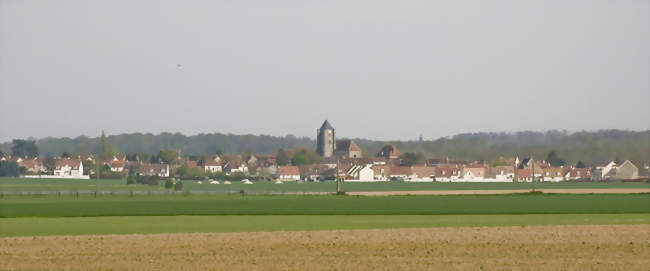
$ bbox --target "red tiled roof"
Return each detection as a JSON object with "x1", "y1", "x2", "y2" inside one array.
[
  {"x1": 54, "y1": 159, "x2": 82, "y2": 170},
  {"x1": 278, "y1": 166, "x2": 300, "y2": 176},
  {"x1": 568, "y1": 168, "x2": 592, "y2": 177},
  {"x1": 516, "y1": 168, "x2": 532, "y2": 178},
  {"x1": 411, "y1": 166, "x2": 434, "y2": 178},
  {"x1": 435, "y1": 167, "x2": 459, "y2": 177},
  {"x1": 390, "y1": 166, "x2": 412, "y2": 175}
]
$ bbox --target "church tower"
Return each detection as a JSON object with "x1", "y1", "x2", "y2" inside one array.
[{"x1": 317, "y1": 120, "x2": 335, "y2": 157}]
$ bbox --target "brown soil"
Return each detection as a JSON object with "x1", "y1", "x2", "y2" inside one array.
[
  {"x1": 1, "y1": 225, "x2": 648, "y2": 270},
  {"x1": 347, "y1": 188, "x2": 650, "y2": 196}
]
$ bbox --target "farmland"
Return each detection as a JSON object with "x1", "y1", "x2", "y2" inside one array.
[
  {"x1": 2, "y1": 225, "x2": 648, "y2": 270},
  {"x1": 1, "y1": 178, "x2": 648, "y2": 270},
  {"x1": 1, "y1": 214, "x2": 647, "y2": 237},
  {"x1": 1, "y1": 194, "x2": 648, "y2": 218}
]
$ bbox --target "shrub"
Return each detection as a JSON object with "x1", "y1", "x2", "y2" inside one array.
[
  {"x1": 176, "y1": 166, "x2": 205, "y2": 180},
  {"x1": 136, "y1": 175, "x2": 160, "y2": 186},
  {"x1": 174, "y1": 181, "x2": 183, "y2": 191},
  {"x1": 164, "y1": 179, "x2": 174, "y2": 189},
  {"x1": 0, "y1": 161, "x2": 20, "y2": 177}
]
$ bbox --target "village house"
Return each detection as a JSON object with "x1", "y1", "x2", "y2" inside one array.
[
  {"x1": 108, "y1": 157, "x2": 126, "y2": 172},
  {"x1": 18, "y1": 157, "x2": 46, "y2": 174},
  {"x1": 53, "y1": 158, "x2": 86, "y2": 178},
  {"x1": 372, "y1": 165, "x2": 391, "y2": 181},
  {"x1": 342, "y1": 164, "x2": 374, "y2": 182},
  {"x1": 596, "y1": 161, "x2": 616, "y2": 178},
  {"x1": 542, "y1": 167, "x2": 569, "y2": 182},
  {"x1": 461, "y1": 164, "x2": 486, "y2": 181},
  {"x1": 613, "y1": 160, "x2": 639, "y2": 180},
  {"x1": 376, "y1": 145, "x2": 401, "y2": 160},
  {"x1": 410, "y1": 166, "x2": 435, "y2": 182},
  {"x1": 565, "y1": 167, "x2": 592, "y2": 180},
  {"x1": 487, "y1": 165, "x2": 515, "y2": 182},
  {"x1": 131, "y1": 163, "x2": 170, "y2": 177},
  {"x1": 221, "y1": 159, "x2": 248, "y2": 174},
  {"x1": 201, "y1": 159, "x2": 222, "y2": 173},
  {"x1": 277, "y1": 166, "x2": 300, "y2": 181},
  {"x1": 248, "y1": 154, "x2": 276, "y2": 167},
  {"x1": 388, "y1": 166, "x2": 414, "y2": 180},
  {"x1": 433, "y1": 166, "x2": 461, "y2": 182},
  {"x1": 299, "y1": 164, "x2": 331, "y2": 182},
  {"x1": 427, "y1": 157, "x2": 470, "y2": 167},
  {"x1": 514, "y1": 168, "x2": 533, "y2": 182},
  {"x1": 599, "y1": 160, "x2": 639, "y2": 180},
  {"x1": 334, "y1": 140, "x2": 363, "y2": 159}
]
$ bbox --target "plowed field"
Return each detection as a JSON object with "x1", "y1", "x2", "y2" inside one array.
[{"x1": 2, "y1": 224, "x2": 648, "y2": 270}]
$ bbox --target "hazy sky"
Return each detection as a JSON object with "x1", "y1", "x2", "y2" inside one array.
[{"x1": 1, "y1": 0, "x2": 648, "y2": 142}]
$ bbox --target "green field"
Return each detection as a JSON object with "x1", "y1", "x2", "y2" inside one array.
[
  {"x1": 1, "y1": 177, "x2": 648, "y2": 194},
  {"x1": 2, "y1": 178, "x2": 648, "y2": 237},
  {"x1": 1, "y1": 214, "x2": 647, "y2": 237},
  {"x1": 1, "y1": 194, "x2": 648, "y2": 218}
]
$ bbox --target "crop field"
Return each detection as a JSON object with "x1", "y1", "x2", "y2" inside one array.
[
  {"x1": 1, "y1": 214, "x2": 647, "y2": 237},
  {"x1": 1, "y1": 179, "x2": 648, "y2": 270},
  {"x1": 1, "y1": 194, "x2": 648, "y2": 217},
  {"x1": 1, "y1": 177, "x2": 648, "y2": 194},
  {"x1": 2, "y1": 225, "x2": 648, "y2": 270}
]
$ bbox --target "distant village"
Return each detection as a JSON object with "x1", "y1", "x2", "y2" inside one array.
[{"x1": 0, "y1": 121, "x2": 644, "y2": 183}]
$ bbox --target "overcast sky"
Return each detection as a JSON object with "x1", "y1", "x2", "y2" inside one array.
[{"x1": 1, "y1": 0, "x2": 648, "y2": 142}]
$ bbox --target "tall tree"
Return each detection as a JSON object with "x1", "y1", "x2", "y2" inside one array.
[
  {"x1": 100, "y1": 131, "x2": 116, "y2": 160},
  {"x1": 399, "y1": 152, "x2": 427, "y2": 166},
  {"x1": 546, "y1": 151, "x2": 566, "y2": 166},
  {"x1": 290, "y1": 147, "x2": 321, "y2": 166},
  {"x1": 157, "y1": 150, "x2": 180, "y2": 164},
  {"x1": 11, "y1": 139, "x2": 38, "y2": 157},
  {"x1": 276, "y1": 149, "x2": 290, "y2": 166},
  {"x1": 0, "y1": 161, "x2": 20, "y2": 177},
  {"x1": 575, "y1": 161, "x2": 586, "y2": 168}
]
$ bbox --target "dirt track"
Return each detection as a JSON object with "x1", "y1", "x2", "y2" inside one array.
[
  {"x1": 1, "y1": 225, "x2": 648, "y2": 270},
  {"x1": 347, "y1": 188, "x2": 650, "y2": 196}
]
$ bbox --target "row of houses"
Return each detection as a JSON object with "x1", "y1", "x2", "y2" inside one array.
[
  {"x1": 275, "y1": 161, "x2": 615, "y2": 182},
  {"x1": 2, "y1": 146, "x2": 642, "y2": 182},
  {"x1": 1, "y1": 156, "x2": 87, "y2": 179},
  {"x1": 1, "y1": 156, "x2": 170, "y2": 179},
  {"x1": 274, "y1": 147, "x2": 642, "y2": 182}
]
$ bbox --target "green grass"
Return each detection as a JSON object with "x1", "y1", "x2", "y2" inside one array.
[
  {"x1": 1, "y1": 214, "x2": 647, "y2": 237},
  {"x1": 1, "y1": 177, "x2": 648, "y2": 194},
  {"x1": 1, "y1": 194, "x2": 648, "y2": 218}
]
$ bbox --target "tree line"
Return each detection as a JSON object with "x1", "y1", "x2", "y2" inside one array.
[{"x1": 1, "y1": 129, "x2": 648, "y2": 167}]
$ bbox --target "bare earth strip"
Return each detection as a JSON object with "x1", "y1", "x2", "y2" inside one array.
[
  {"x1": 347, "y1": 188, "x2": 650, "y2": 196},
  {"x1": 1, "y1": 225, "x2": 648, "y2": 270}
]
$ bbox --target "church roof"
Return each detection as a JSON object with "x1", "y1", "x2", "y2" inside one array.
[{"x1": 320, "y1": 120, "x2": 334, "y2": 130}]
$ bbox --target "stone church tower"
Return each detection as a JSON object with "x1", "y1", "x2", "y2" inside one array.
[{"x1": 317, "y1": 120, "x2": 335, "y2": 157}]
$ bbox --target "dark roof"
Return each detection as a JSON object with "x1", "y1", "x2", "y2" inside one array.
[
  {"x1": 320, "y1": 120, "x2": 334, "y2": 130},
  {"x1": 377, "y1": 145, "x2": 401, "y2": 158},
  {"x1": 336, "y1": 140, "x2": 361, "y2": 152}
]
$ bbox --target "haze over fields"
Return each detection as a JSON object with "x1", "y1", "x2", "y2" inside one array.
[{"x1": 1, "y1": 0, "x2": 648, "y2": 142}]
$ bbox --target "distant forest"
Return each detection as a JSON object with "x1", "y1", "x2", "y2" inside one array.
[{"x1": 1, "y1": 130, "x2": 648, "y2": 166}]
